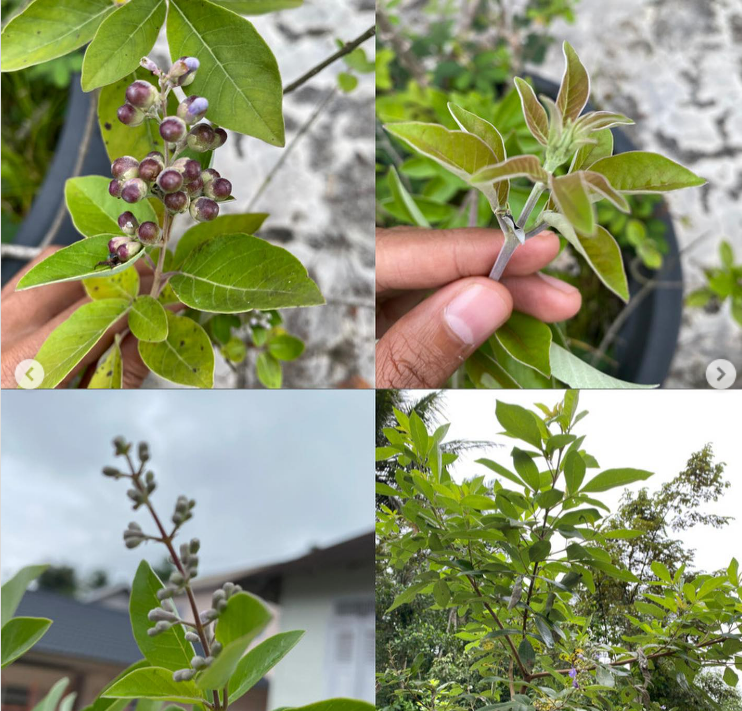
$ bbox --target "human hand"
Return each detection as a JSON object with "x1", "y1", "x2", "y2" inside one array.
[
  {"x1": 1, "y1": 248, "x2": 154, "y2": 389},
  {"x1": 376, "y1": 227, "x2": 582, "y2": 388}
]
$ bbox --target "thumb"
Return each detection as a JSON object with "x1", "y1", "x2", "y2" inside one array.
[{"x1": 376, "y1": 277, "x2": 513, "y2": 388}]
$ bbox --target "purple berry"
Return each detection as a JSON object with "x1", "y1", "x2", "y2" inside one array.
[
  {"x1": 138, "y1": 158, "x2": 162, "y2": 182},
  {"x1": 117, "y1": 241, "x2": 142, "y2": 261},
  {"x1": 118, "y1": 211, "x2": 139, "y2": 235},
  {"x1": 108, "y1": 236, "x2": 129, "y2": 254},
  {"x1": 137, "y1": 221, "x2": 160, "y2": 244},
  {"x1": 157, "y1": 168, "x2": 184, "y2": 193},
  {"x1": 159, "y1": 117, "x2": 187, "y2": 143},
  {"x1": 109, "y1": 179, "x2": 123, "y2": 198},
  {"x1": 205, "y1": 177, "x2": 232, "y2": 201},
  {"x1": 212, "y1": 127, "x2": 228, "y2": 148},
  {"x1": 186, "y1": 124, "x2": 214, "y2": 152},
  {"x1": 189, "y1": 197, "x2": 219, "y2": 222},
  {"x1": 201, "y1": 168, "x2": 220, "y2": 185},
  {"x1": 121, "y1": 178, "x2": 148, "y2": 204},
  {"x1": 146, "y1": 151, "x2": 166, "y2": 168},
  {"x1": 117, "y1": 103, "x2": 145, "y2": 127},
  {"x1": 185, "y1": 176, "x2": 204, "y2": 197},
  {"x1": 164, "y1": 191, "x2": 189, "y2": 213},
  {"x1": 125, "y1": 80, "x2": 159, "y2": 109},
  {"x1": 177, "y1": 95, "x2": 209, "y2": 124},
  {"x1": 111, "y1": 156, "x2": 139, "y2": 180},
  {"x1": 183, "y1": 159, "x2": 202, "y2": 181}
]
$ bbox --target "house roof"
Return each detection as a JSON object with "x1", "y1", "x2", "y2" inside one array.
[
  {"x1": 191, "y1": 531, "x2": 375, "y2": 603},
  {"x1": 15, "y1": 590, "x2": 141, "y2": 666}
]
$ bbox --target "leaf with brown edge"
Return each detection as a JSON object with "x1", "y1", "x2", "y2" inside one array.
[
  {"x1": 550, "y1": 172, "x2": 596, "y2": 236},
  {"x1": 581, "y1": 171, "x2": 630, "y2": 212},
  {"x1": 513, "y1": 78, "x2": 548, "y2": 146},
  {"x1": 556, "y1": 41, "x2": 590, "y2": 122},
  {"x1": 470, "y1": 156, "x2": 549, "y2": 186}
]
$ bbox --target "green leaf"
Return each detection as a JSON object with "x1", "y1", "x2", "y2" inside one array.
[
  {"x1": 31, "y1": 678, "x2": 70, "y2": 711},
  {"x1": 563, "y1": 450, "x2": 586, "y2": 494},
  {"x1": 387, "y1": 581, "x2": 431, "y2": 613},
  {"x1": 129, "y1": 561, "x2": 195, "y2": 671},
  {"x1": 228, "y1": 630, "x2": 303, "y2": 700},
  {"x1": 1, "y1": 0, "x2": 116, "y2": 71},
  {"x1": 98, "y1": 69, "x2": 173, "y2": 162},
  {"x1": 571, "y1": 129, "x2": 613, "y2": 171},
  {"x1": 512, "y1": 448, "x2": 540, "y2": 492},
  {"x1": 720, "y1": 240, "x2": 735, "y2": 268},
  {"x1": 409, "y1": 411, "x2": 429, "y2": 458},
  {"x1": 267, "y1": 333, "x2": 304, "y2": 361},
  {"x1": 1, "y1": 616, "x2": 53, "y2": 668},
  {"x1": 476, "y1": 459, "x2": 525, "y2": 488},
  {"x1": 167, "y1": 0, "x2": 284, "y2": 146},
  {"x1": 542, "y1": 211, "x2": 627, "y2": 302},
  {"x1": 603, "y1": 529, "x2": 645, "y2": 540},
  {"x1": 528, "y1": 539, "x2": 551, "y2": 563},
  {"x1": 387, "y1": 166, "x2": 430, "y2": 228},
  {"x1": 728, "y1": 558, "x2": 739, "y2": 586},
  {"x1": 518, "y1": 638, "x2": 536, "y2": 669},
  {"x1": 495, "y1": 401, "x2": 542, "y2": 449},
  {"x1": 581, "y1": 468, "x2": 653, "y2": 493},
  {"x1": 534, "y1": 616, "x2": 554, "y2": 648},
  {"x1": 274, "y1": 701, "x2": 373, "y2": 711},
  {"x1": 65, "y1": 176, "x2": 157, "y2": 238},
  {"x1": 138, "y1": 312, "x2": 214, "y2": 388},
  {"x1": 588, "y1": 560, "x2": 639, "y2": 583},
  {"x1": 172, "y1": 214, "x2": 268, "y2": 267},
  {"x1": 32, "y1": 299, "x2": 131, "y2": 388},
  {"x1": 535, "y1": 488, "x2": 563, "y2": 509},
  {"x1": 651, "y1": 561, "x2": 672, "y2": 584},
  {"x1": 256, "y1": 351, "x2": 282, "y2": 388},
  {"x1": 589, "y1": 152, "x2": 706, "y2": 193},
  {"x1": 207, "y1": 0, "x2": 302, "y2": 14},
  {"x1": 1, "y1": 565, "x2": 48, "y2": 626},
  {"x1": 84, "y1": 268, "x2": 140, "y2": 301},
  {"x1": 385, "y1": 122, "x2": 498, "y2": 183},
  {"x1": 556, "y1": 41, "x2": 590, "y2": 122},
  {"x1": 89, "y1": 338, "x2": 124, "y2": 388},
  {"x1": 171, "y1": 233, "x2": 323, "y2": 312},
  {"x1": 337, "y1": 72, "x2": 358, "y2": 93},
  {"x1": 582, "y1": 171, "x2": 630, "y2": 212},
  {"x1": 723, "y1": 667, "x2": 739, "y2": 687},
  {"x1": 549, "y1": 343, "x2": 656, "y2": 389},
  {"x1": 433, "y1": 580, "x2": 450, "y2": 607},
  {"x1": 513, "y1": 77, "x2": 549, "y2": 146},
  {"x1": 470, "y1": 155, "x2": 550, "y2": 186},
  {"x1": 17, "y1": 235, "x2": 145, "y2": 291},
  {"x1": 550, "y1": 173, "x2": 595, "y2": 236},
  {"x1": 196, "y1": 633, "x2": 253, "y2": 689},
  {"x1": 81, "y1": 0, "x2": 165, "y2": 91},
  {"x1": 215, "y1": 592, "x2": 271, "y2": 647},
  {"x1": 494, "y1": 312, "x2": 552, "y2": 377},
  {"x1": 461, "y1": 494, "x2": 498, "y2": 510},
  {"x1": 129, "y1": 296, "x2": 168, "y2": 343},
  {"x1": 103, "y1": 667, "x2": 205, "y2": 703}
]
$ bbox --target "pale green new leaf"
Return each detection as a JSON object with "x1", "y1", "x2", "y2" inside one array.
[
  {"x1": 1, "y1": 617, "x2": 53, "y2": 668},
  {"x1": 550, "y1": 344, "x2": 656, "y2": 389},
  {"x1": 589, "y1": 152, "x2": 706, "y2": 193},
  {"x1": 138, "y1": 312, "x2": 214, "y2": 388},
  {"x1": 195, "y1": 634, "x2": 253, "y2": 689},
  {"x1": 556, "y1": 41, "x2": 590, "y2": 122},
  {"x1": 387, "y1": 167, "x2": 430, "y2": 228},
  {"x1": 65, "y1": 176, "x2": 157, "y2": 237},
  {"x1": 215, "y1": 592, "x2": 272, "y2": 647},
  {"x1": 17, "y1": 235, "x2": 145, "y2": 291},
  {"x1": 228, "y1": 630, "x2": 304, "y2": 702},
  {"x1": 581, "y1": 468, "x2": 653, "y2": 493},
  {"x1": 494, "y1": 311, "x2": 552, "y2": 377},
  {"x1": 385, "y1": 122, "x2": 498, "y2": 182},
  {"x1": 550, "y1": 172, "x2": 596, "y2": 236},
  {"x1": 84, "y1": 268, "x2": 140, "y2": 301},
  {"x1": 81, "y1": 0, "x2": 165, "y2": 91},
  {"x1": 167, "y1": 0, "x2": 285, "y2": 146},
  {"x1": 571, "y1": 129, "x2": 613, "y2": 172},
  {"x1": 129, "y1": 560, "x2": 195, "y2": 671},
  {"x1": 102, "y1": 667, "x2": 205, "y2": 703},
  {"x1": 1, "y1": 565, "x2": 48, "y2": 626},
  {"x1": 470, "y1": 155, "x2": 549, "y2": 186},
  {"x1": 32, "y1": 299, "x2": 131, "y2": 388},
  {"x1": 170, "y1": 233, "x2": 324, "y2": 313},
  {"x1": 256, "y1": 351, "x2": 281, "y2": 388},
  {"x1": 31, "y1": 678, "x2": 69, "y2": 711},
  {"x1": 173, "y1": 213, "x2": 269, "y2": 267},
  {"x1": 276, "y1": 701, "x2": 374, "y2": 711},
  {"x1": 88, "y1": 338, "x2": 123, "y2": 388},
  {"x1": 208, "y1": 0, "x2": 302, "y2": 13},
  {"x1": 582, "y1": 170, "x2": 630, "y2": 212},
  {"x1": 541, "y1": 211, "x2": 628, "y2": 302},
  {"x1": 129, "y1": 296, "x2": 168, "y2": 343},
  {"x1": 1, "y1": 0, "x2": 116, "y2": 71},
  {"x1": 513, "y1": 77, "x2": 549, "y2": 146}
]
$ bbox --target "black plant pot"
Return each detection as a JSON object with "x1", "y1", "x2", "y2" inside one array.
[
  {"x1": 530, "y1": 75, "x2": 683, "y2": 387},
  {"x1": 1, "y1": 75, "x2": 112, "y2": 286}
]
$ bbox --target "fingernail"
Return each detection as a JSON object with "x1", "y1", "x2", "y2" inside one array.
[
  {"x1": 444, "y1": 284, "x2": 508, "y2": 345},
  {"x1": 538, "y1": 272, "x2": 579, "y2": 294}
]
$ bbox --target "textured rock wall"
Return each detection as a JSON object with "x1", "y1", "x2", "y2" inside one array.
[
  {"x1": 542, "y1": 0, "x2": 742, "y2": 386},
  {"x1": 147, "y1": 0, "x2": 375, "y2": 389}
]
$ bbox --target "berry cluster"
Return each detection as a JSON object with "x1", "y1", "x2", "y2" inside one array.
[{"x1": 102, "y1": 56, "x2": 233, "y2": 267}]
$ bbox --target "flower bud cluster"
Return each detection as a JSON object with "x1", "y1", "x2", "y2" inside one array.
[
  {"x1": 146, "y1": 598, "x2": 183, "y2": 637},
  {"x1": 123, "y1": 521, "x2": 147, "y2": 549},
  {"x1": 172, "y1": 495, "x2": 196, "y2": 527},
  {"x1": 199, "y1": 581, "x2": 243, "y2": 626},
  {"x1": 155, "y1": 538, "x2": 200, "y2": 602}
]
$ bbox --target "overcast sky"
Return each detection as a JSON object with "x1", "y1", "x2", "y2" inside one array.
[
  {"x1": 1, "y1": 390, "x2": 373, "y2": 585},
  {"x1": 413, "y1": 390, "x2": 741, "y2": 574}
]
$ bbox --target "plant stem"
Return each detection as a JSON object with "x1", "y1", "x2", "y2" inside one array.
[
  {"x1": 516, "y1": 183, "x2": 545, "y2": 230},
  {"x1": 283, "y1": 25, "x2": 375, "y2": 95},
  {"x1": 489, "y1": 213, "x2": 520, "y2": 280},
  {"x1": 150, "y1": 211, "x2": 173, "y2": 297}
]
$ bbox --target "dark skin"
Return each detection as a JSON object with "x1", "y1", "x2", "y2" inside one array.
[
  {"x1": 376, "y1": 227, "x2": 582, "y2": 388},
  {"x1": 1, "y1": 247, "x2": 171, "y2": 388}
]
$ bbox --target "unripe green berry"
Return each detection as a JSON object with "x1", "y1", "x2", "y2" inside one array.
[
  {"x1": 159, "y1": 116, "x2": 187, "y2": 143},
  {"x1": 121, "y1": 178, "x2": 148, "y2": 204},
  {"x1": 117, "y1": 103, "x2": 145, "y2": 127},
  {"x1": 186, "y1": 123, "x2": 214, "y2": 152},
  {"x1": 189, "y1": 197, "x2": 219, "y2": 222}
]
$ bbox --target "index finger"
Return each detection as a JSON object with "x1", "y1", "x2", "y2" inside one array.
[{"x1": 376, "y1": 227, "x2": 560, "y2": 295}]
